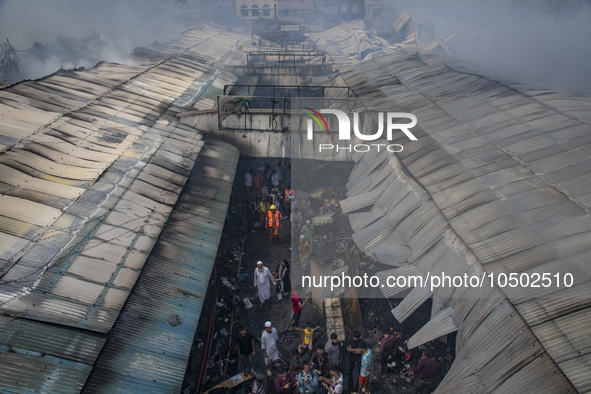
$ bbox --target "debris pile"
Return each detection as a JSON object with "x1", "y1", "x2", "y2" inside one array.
[{"x1": 182, "y1": 157, "x2": 455, "y2": 394}]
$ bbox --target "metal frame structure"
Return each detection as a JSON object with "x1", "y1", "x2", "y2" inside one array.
[
  {"x1": 255, "y1": 38, "x2": 317, "y2": 51},
  {"x1": 217, "y1": 95, "x2": 357, "y2": 132},
  {"x1": 247, "y1": 50, "x2": 326, "y2": 66},
  {"x1": 222, "y1": 84, "x2": 351, "y2": 98},
  {"x1": 0, "y1": 38, "x2": 22, "y2": 78}
]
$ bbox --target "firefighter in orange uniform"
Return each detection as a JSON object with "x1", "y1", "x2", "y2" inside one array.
[{"x1": 267, "y1": 205, "x2": 281, "y2": 245}]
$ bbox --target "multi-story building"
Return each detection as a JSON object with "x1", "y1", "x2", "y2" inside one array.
[{"x1": 236, "y1": 0, "x2": 276, "y2": 20}]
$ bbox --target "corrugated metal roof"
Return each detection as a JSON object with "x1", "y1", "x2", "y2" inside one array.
[
  {"x1": 0, "y1": 22, "x2": 248, "y2": 394},
  {"x1": 309, "y1": 20, "x2": 392, "y2": 62},
  {"x1": 314, "y1": 22, "x2": 589, "y2": 392},
  {"x1": 0, "y1": 315, "x2": 106, "y2": 394},
  {"x1": 407, "y1": 308, "x2": 457, "y2": 350},
  {"x1": 81, "y1": 137, "x2": 239, "y2": 394}
]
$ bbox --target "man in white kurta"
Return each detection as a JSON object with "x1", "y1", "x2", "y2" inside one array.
[
  {"x1": 254, "y1": 261, "x2": 275, "y2": 307},
  {"x1": 261, "y1": 321, "x2": 279, "y2": 376}
]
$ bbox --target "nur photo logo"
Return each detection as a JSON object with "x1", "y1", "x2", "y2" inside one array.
[{"x1": 304, "y1": 108, "x2": 418, "y2": 153}]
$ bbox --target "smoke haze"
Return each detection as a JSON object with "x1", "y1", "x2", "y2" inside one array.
[
  {"x1": 0, "y1": 0, "x2": 204, "y2": 81},
  {"x1": 398, "y1": 0, "x2": 591, "y2": 94},
  {"x1": 0, "y1": 0, "x2": 590, "y2": 94}
]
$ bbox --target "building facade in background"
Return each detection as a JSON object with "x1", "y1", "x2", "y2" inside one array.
[
  {"x1": 235, "y1": 0, "x2": 365, "y2": 27},
  {"x1": 236, "y1": 0, "x2": 277, "y2": 20}
]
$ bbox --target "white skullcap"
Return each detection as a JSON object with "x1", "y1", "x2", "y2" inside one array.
[
  {"x1": 257, "y1": 261, "x2": 263, "y2": 265},
  {"x1": 265, "y1": 321, "x2": 272, "y2": 327},
  {"x1": 306, "y1": 220, "x2": 311, "y2": 223},
  {"x1": 300, "y1": 235, "x2": 306, "y2": 239}
]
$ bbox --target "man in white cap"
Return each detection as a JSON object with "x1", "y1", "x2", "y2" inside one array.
[
  {"x1": 261, "y1": 321, "x2": 279, "y2": 376},
  {"x1": 254, "y1": 261, "x2": 275, "y2": 308}
]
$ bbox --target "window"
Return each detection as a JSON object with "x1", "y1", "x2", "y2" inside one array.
[
  {"x1": 241, "y1": 5, "x2": 248, "y2": 17},
  {"x1": 252, "y1": 4, "x2": 260, "y2": 17},
  {"x1": 263, "y1": 4, "x2": 271, "y2": 17}
]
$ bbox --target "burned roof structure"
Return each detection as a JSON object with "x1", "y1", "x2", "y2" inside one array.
[
  {"x1": 304, "y1": 20, "x2": 591, "y2": 394},
  {"x1": 1, "y1": 8, "x2": 590, "y2": 394},
  {"x1": 0, "y1": 24, "x2": 245, "y2": 393},
  {"x1": 179, "y1": 17, "x2": 591, "y2": 394},
  {"x1": 335, "y1": 48, "x2": 591, "y2": 392}
]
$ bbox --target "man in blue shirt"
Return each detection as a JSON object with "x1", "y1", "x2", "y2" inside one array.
[
  {"x1": 297, "y1": 363, "x2": 319, "y2": 393},
  {"x1": 357, "y1": 342, "x2": 373, "y2": 394}
]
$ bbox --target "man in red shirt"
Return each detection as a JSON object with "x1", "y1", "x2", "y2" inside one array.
[
  {"x1": 290, "y1": 285, "x2": 308, "y2": 331},
  {"x1": 412, "y1": 351, "x2": 443, "y2": 394}
]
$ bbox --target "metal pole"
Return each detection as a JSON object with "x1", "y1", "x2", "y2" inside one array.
[{"x1": 222, "y1": 234, "x2": 247, "y2": 379}]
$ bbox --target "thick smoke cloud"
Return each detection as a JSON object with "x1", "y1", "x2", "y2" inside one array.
[
  {"x1": 382, "y1": 0, "x2": 591, "y2": 94},
  {"x1": 0, "y1": 0, "x2": 203, "y2": 82},
  {"x1": 0, "y1": 0, "x2": 590, "y2": 94}
]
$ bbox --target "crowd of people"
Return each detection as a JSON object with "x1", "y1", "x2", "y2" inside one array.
[
  {"x1": 238, "y1": 160, "x2": 448, "y2": 393},
  {"x1": 243, "y1": 271, "x2": 446, "y2": 394},
  {"x1": 239, "y1": 316, "x2": 446, "y2": 394}
]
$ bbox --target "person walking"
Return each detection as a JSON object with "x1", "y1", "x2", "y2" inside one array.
[
  {"x1": 254, "y1": 261, "x2": 275, "y2": 309},
  {"x1": 270, "y1": 188, "x2": 283, "y2": 213},
  {"x1": 292, "y1": 221, "x2": 301, "y2": 263},
  {"x1": 235, "y1": 325, "x2": 256, "y2": 374},
  {"x1": 258, "y1": 198, "x2": 270, "y2": 228},
  {"x1": 262, "y1": 321, "x2": 280, "y2": 376},
  {"x1": 253, "y1": 169, "x2": 263, "y2": 203},
  {"x1": 325, "y1": 333, "x2": 340, "y2": 366},
  {"x1": 291, "y1": 285, "x2": 308, "y2": 330},
  {"x1": 299, "y1": 235, "x2": 312, "y2": 275},
  {"x1": 271, "y1": 169, "x2": 280, "y2": 188},
  {"x1": 274, "y1": 259, "x2": 291, "y2": 301},
  {"x1": 245, "y1": 169, "x2": 253, "y2": 198},
  {"x1": 264, "y1": 163, "x2": 273, "y2": 189},
  {"x1": 246, "y1": 199, "x2": 257, "y2": 229},
  {"x1": 267, "y1": 204, "x2": 281, "y2": 244},
  {"x1": 346, "y1": 331, "x2": 363, "y2": 391},
  {"x1": 357, "y1": 342, "x2": 373, "y2": 394},
  {"x1": 284, "y1": 186, "x2": 295, "y2": 216},
  {"x1": 377, "y1": 327, "x2": 398, "y2": 379},
  {"x1": 301, "y1": 220, "x2": 315, "y2": 244},
  {"x1": 291, "y1": 209, "x2": 302, "y2": 227},
  {"x1": 412, "y1": 351, "x2": 443, "y2": 394},
  {"x1": 276, "y1": 161, "x2": 284, "y2": 184},
  {"x1": 302, "y1": 322, "x2": 315, "y2": 351}
]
